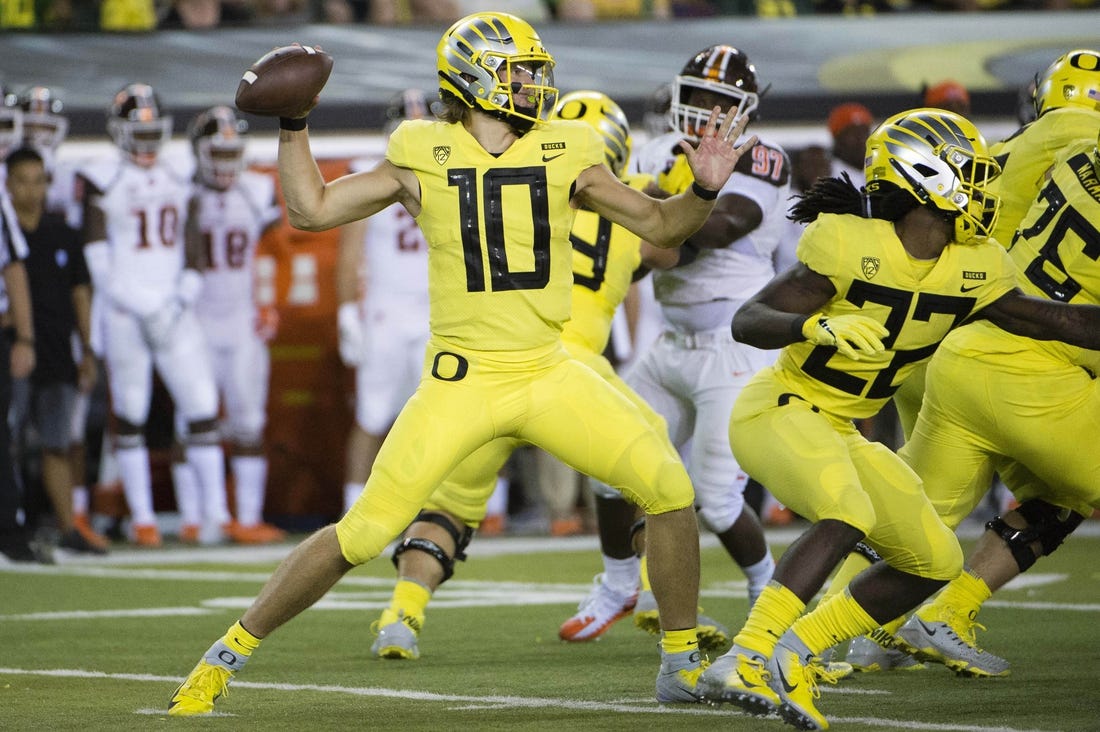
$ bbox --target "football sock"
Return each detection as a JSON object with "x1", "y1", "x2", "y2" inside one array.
[
  {"x1": 734, "y1": 580, "x2": 805, "y2": 658},
  {"x1": 638, "y1": 555, "x2": 653, "y2": 592},
  {"x1": 660, "y1": 627, "x2": 700, "y2": 655},
  {"x1": 390, "y1": 578, "x2": 431, "y2": 627},
  {"x1": 819, "y1": 552, "x2": 871, "y2": 602},
  {"x1": 604, "y1": 554, "x2": 640, "y2": 596},
  {"x1": 741, "y1": 553, "x2": 776, "y2": 606},
  {"x1": 882, "y1": 615, "x2": 906, "y2": 635},
  {"x1": 231, "y1": 455, "x2": 268, "y2": 527},
  {"x1": 930, "y1": 569, "x2": 990, "y2": 618},
  {"x1": 790, "y1": 589, "x2": 877, "y2": 656},
  {"x1": 116, "y1": 445, "x2": 155, "y2": 525},
  {"x1": 187, "y1": 443, "x2": 231, "y2": 526},
  {"x1": 171, "y1": 461, "x2": 202, "y2": 528},
  {"x1": 204, "y1": 620, "x2": 262, "y2": 672}
]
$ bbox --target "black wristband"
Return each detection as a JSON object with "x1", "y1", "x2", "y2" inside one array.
[
  {"x1": 691, "y1": 181, "x2": 720, "y2": 200},
  {"x1": 279, "y1": 116, "x2": 309, "y2": 131}
]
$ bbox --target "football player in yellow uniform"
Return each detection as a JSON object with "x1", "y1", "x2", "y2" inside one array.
[
  {"x1": 893, "y1": 128, "x2": 1100, "y2": 676},
  {"x1": 366, "y1": 89, "x2": 691, "y2": 666},
  {"x1": 697, "y1": 109, "x2": 1100, "y2": 731},
  {"x1": 169, "y1": 13, "x2": 758, "y2": 716},
  {"x1": 838, "y1": 48, "x2": 1100, "y2": 675}
]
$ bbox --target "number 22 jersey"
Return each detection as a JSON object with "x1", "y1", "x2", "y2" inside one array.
[{"x1": 770, "y1": 213, "x2": 1016, "y2": 420}]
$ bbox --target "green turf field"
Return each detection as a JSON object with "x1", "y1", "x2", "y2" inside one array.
[{"x1": 2, "y1": 524, "x2": 1097, "y2": 731}]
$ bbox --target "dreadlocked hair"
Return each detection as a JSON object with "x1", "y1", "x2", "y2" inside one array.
[{"x1": 788, "y1": 172, "x2": 921, "y2": 225}]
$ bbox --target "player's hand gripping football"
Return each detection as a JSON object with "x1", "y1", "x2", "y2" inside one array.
[
  {"x1": 677, "y1": 106, "x2": 757, "y2": 194},
  {"x1": 801, "y1": 312, "x2": 889, "y2": 361}
]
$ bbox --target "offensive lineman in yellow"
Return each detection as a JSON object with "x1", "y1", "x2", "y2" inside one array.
[
  {"x1": 893, "y1": 128, "x2": 1100, "y2": 675},
  {"x1": 169, "y1": 13, "x2": 757, "y2": 715},
  {"x1": 366, "y1": 90, "x2": 712, "y2": 671},
  {"x1": 696, "y1": 109, "x2": 1100, "y2": 730}
]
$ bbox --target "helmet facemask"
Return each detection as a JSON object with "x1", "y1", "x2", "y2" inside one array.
[
  {"x1": 108, "y1": 84, "x2": 171, "y2": 167},
  {"x1": 437, "y1": 12, "x2": 558, "y2": 133},
  {"x1": 188, "y1": 105, "x2": 247, "y2": 190},
  {"x1": 670, "y1": 45, "x2": 760, "y2": 141},
  {"x1": 19, "y1": 87, "x2": 68, "y2": 153}
]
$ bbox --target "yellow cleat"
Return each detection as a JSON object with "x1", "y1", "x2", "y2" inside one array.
[
  {"x1": 168, "y1": 661, "x2": 233, "y2": 716},
  {"x1": 370, "y1": 608, "x2": 422, "y2": 660},
  {"x1": 895, "y1": 604, "x2": 1009, "y2": 677},
  {"x1": 769, "y1": 641, "x2": 834, "y2": 730},
  {"x1": 698, "y1": 649, "x2": 780, "y2": 716}
]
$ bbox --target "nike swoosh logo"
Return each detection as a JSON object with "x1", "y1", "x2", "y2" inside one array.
[
  {"x1": 917, "y1": 617, "x2": 938, "y2": 637},
  {"x1": 542, "y1": 153, "x2": 564, "y2": 162},
  {"x1": 776, "y1": 661, "x2": 798, "y2": 694},
  {"x1": 960, "y1": 284, "x2": 981, "y2": 293}
]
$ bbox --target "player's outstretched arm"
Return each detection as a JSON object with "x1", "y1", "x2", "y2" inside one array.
[
  {"x1": 732, "y1": 263, "x2": 839, "y2": 349},
  {"x1": 575, "y1": 106, "x2": 757, "y2": 248},
  {"x1": 982, "y1": 289, "x2": 1100, "y2": 351}
]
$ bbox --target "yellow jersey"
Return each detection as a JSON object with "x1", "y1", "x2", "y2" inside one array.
[
  {"x1": 944, "y1": 139, "x2": 1100, "y2": 373},
  {"x1": 989, "y1": 107, "x2": 1100, "y2": 246},
  {"x1": 386, "y1": 118, "x2": 605, "y2": 352},
  {"x1": 772, "y1": 213, "x2": 1015, "y2": 419},
  {"x1": 562, "y1": 172, "x2": 651, "y2": 356}
]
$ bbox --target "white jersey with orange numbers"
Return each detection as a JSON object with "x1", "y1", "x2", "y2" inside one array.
[
  {"x1": 191, "y1": 169, "x2": 280, "y2": 330},
  {"x1": 630, "y1": 129, "x2": 791, "y2": 332},
  {"x1": 80, "y1": 156, "x2": 191, "y2": 317}
]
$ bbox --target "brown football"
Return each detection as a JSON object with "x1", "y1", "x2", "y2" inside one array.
[{"x1": 235, "y1": 45, "x2": 333, "y2": 117}]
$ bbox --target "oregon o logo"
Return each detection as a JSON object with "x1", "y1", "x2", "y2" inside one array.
[{"x1": 431, "y1": 351, "x2": 469, "y2": 382}]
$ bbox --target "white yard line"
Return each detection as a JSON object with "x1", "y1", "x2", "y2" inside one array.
[{"x1": 0, "y1": 667, "x2": 1060, "y2": 731}]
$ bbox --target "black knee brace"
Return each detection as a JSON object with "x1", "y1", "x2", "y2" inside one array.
[
  {"x1": 985, "y1": 499, "x2": 1085, "y2": 573},
  {"x1": 391, "y1": 511, "x2": 473, "y2": 583}
]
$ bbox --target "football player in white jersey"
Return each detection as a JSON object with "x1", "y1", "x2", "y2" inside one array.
[
  {"x1": 0, "y1": 88, "x2": 22, "y2": 163},
  {"x1": 174, "y1": 105, "x2": 285, "y2": 544},
  {"x1": 80, "y1": 84, "x2": 228, "y2": 547},
  {"x1": 561, "y1": 45, "x2": 783, "y2": 644},
  {"x1": 336, "y1": 89, "x2": 431, "y2": 515}
]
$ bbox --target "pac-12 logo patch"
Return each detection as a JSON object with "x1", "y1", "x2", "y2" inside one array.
[
  {"x1": 434, "y1": 146, "x2": 451, "y2": 165},
  {"x1": 861, "y1": 256, "x2": 880, "y2": 279}
]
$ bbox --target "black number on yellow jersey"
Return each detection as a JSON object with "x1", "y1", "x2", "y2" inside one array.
[
  {"x1": 801, "y1": 280, "x2": 976, "y2": 398},
  {"x1": 1012, "y1": 156, "x2": 1100, "y2": 302},
  {"x1": 570, "y1": 217, "x2": 612, "y2": 292},
  {"x1": 449, "y1": 167, "x2": 551, "y2": 293}
]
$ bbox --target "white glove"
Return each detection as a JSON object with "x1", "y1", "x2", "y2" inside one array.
[
  {"x1": 337, "y1": 301, "x2": 364, "y2": 367},
  {"x1": 142, "y1": 298, "x2": 184, "y2": 350}
]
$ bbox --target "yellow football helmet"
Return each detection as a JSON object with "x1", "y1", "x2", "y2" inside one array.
[
  {"x1": 551, "y1": 90, "x2": 631, "y2": 178},
  {"x1": 1034, "y1": 49, "x2": 1100, "y2": 117},
  {"x1": 436, "y1": 12, "x2": 557, "y2": 132},
  {"x1": 865, "y1": 108, "x2": 1001, "y2": 244}
]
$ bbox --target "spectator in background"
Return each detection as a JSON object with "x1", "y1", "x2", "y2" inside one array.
[
  {"x1": 315, "y1": 0, "x2": 460, "y2": 23},
  {"x1": 0, "y1": 147, "x2": 37, "y2": 562},
  {"x1": 159, "y1": 0, "x2": 253, "y2": 28},
  {"x1": 5, "y1": 146, "x2": 104, "y2": 556},
  {"x1": 827, "y1": 102, "x2": 873, "y2": 181},
  {"x1": 923, "y1": 79, "x2": 971, "y2": 116}
]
